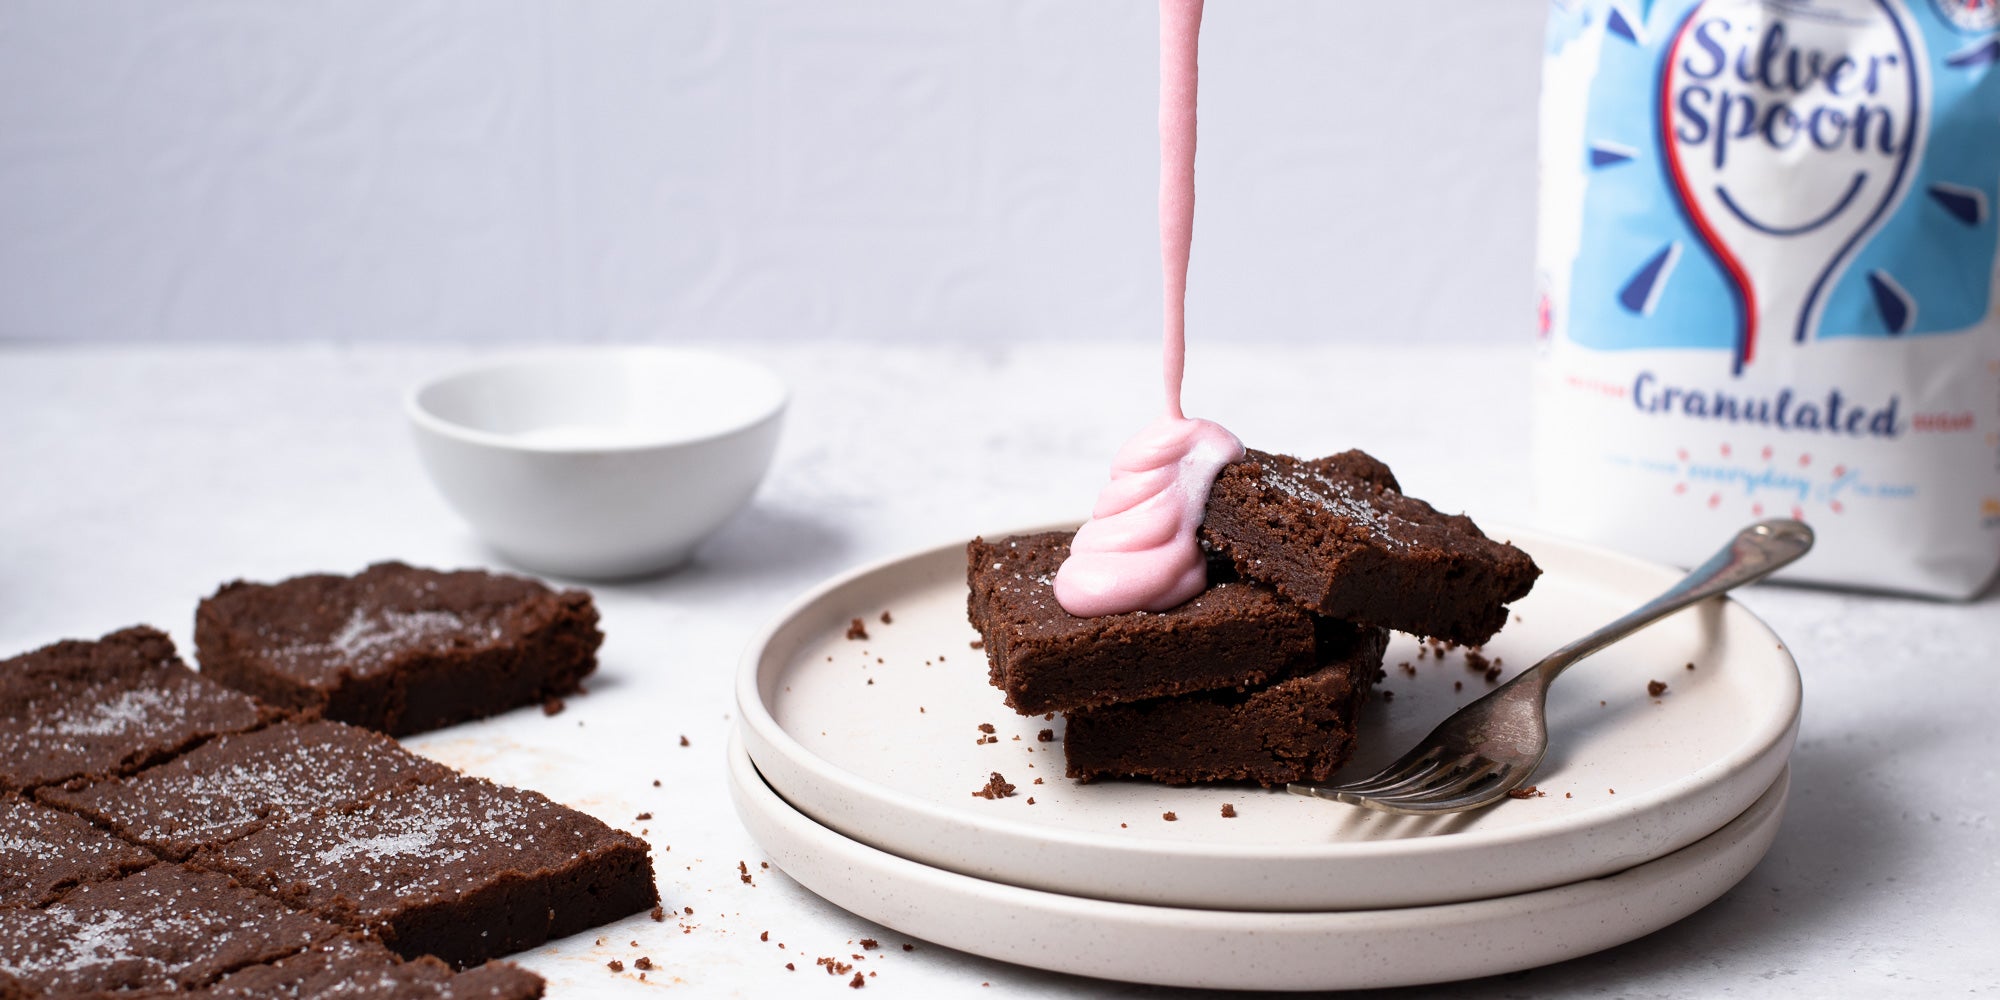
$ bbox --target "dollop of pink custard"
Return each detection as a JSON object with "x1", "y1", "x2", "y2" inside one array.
[
  {"x1": 1053, "y1": 415, "x2": 1242, "y2": 616},
  {"x1": 1055, "y1": 0, "x2": 1243, "y2": 618}
]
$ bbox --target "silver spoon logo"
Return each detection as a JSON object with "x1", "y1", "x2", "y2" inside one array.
[{"x1": 1662, "y1": 0, "x2": 1926, "y2": 374}]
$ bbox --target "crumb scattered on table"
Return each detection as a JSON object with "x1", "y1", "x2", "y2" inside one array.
[
  {"x1": 1220, "y1": 803, "x2": 1237, "y2": 818},
  {"x1": 1162, "y1": 811, "x2": 1178, "y2": 822},
  {"x1": 846, "y1": 618, "x2": 869, "y2": 641},
  {"x1": 1648, "y1": 679, "x2": 1668, "y2": 697}
]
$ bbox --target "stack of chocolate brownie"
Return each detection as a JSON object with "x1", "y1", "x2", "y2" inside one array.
[
  {"x1": 966, "y1": 449, "x2": 1539, "y2": 786},
  {"x1": 0, "y1": 563, "x2": 659, "y2": 996}
]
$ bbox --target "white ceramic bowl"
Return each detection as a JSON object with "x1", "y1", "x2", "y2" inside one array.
[{"x1": 407, "y1": 348, "x2": 787, "y2": 578}]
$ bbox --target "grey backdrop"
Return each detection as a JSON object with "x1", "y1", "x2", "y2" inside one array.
[{"x1": 0, "y1": 1, "x2": 1544, "y2": 345}]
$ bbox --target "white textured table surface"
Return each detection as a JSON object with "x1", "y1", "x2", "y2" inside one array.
[{"x1": 2, "y1": 343, "x2": 1995, "y2": 998}]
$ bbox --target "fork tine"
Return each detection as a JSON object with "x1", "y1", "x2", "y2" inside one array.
[
  {"x1": 1382, "y1": 758, "x2": 1505, "y2": 802},
  {"x1": 1351, "y1": 768, "x2": 1527, "y2": 815},
  {"x1": 1327, "y1": 751, "x2": 1447, "y2": 794},
  {"x1": 1347, "y1": 760, "x2": 1512, "y2": 811}
]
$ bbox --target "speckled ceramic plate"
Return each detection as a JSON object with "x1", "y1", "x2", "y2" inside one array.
[
  {"x1": 729, "y1": 731, "x2": 1790, "y2": 991},
  {"x1": 735, "y1": 524, "x2": 1800, "y2": 910}
]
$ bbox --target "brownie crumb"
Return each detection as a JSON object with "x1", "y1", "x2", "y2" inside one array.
[
  {"x1": 1381, "y1": 689, "x2": 1394, "y2": 701},
  {"x1": 679, "y1": 735, "x2": 690, "y2": 747},
  {"x1": 739, "y1": 861, "x2": 754, "y2": 885},
  {"x1": 850, "y1": 971, "x2": 866, "y2": 988},
  {"x1": 846, "y1": 619, "x2": 869, "y2": 641},
  {"x1": 969, "y1": 639, "x2": 984, "y2": 650},
  {"x1": 542, "y1": 697, "x2": 565, "y2": 716},
  {"x1": 1033, "y1": 777, "x2": 1043, "y2": 784},
  {"x1": 860, "y1": 938, "x2": 878, "y2": 950},
  {"x1": 972, "y1": 772, "x2": 1017, "y2": 799},
  {"x1": 1464, "y1": 650, "x2": 1490, "y2": 673},
  {"x1": 786, "y1": 962, "x2": 796, "y2": 971},
  {"x1": 1454, "y1": 680, "x2": 1463, "y2": 691},
  {"x1": 1648, "y1": 679, "x2": 1669, "y2": 697},
  {"x1": 652, "y1": 779, "x2": 662, "y2": 787},
  {"x1": 1220, "y1": 803, "x2": 1237, "y2": 818},
  {"x1": 684, "y1": 906, "x2": 694, "y2": 915},
  {"x1": 1685, "y1": 661, "x2": 1697, "y2": 671},
  {"x1": 636, "y1": 811, "x2": 653, "y2": 821},
  {"x1": 1484, "y1": 665, "x2": 1503, "y2": 682},
  {"x1": 902, "y1": 944, "x2": 914, "y2": 952},
  {"x1": 1506, "y1": 786, "x2": 1545, "y2": 799},
  {"x1": 1162, "y1": 811, "x2": 1178, "y2": 822},
  {"x1": 607, "y1": 960, "x2": 625, "y2": 972},
  {"x1": 977, "y1": 723, "x2": 995, "y2": 734},
  {"x1": 1036, "y1": 728, "x2": 1054, "y2": 742},
  {"x1": 761, "y1": 931, "x2": 770, "y2": 942},
  {"x1": 879, "y1": 611, "x2": 893, "y2": 625},
  {"x1": 1025, "y1": 796, "x2": 1035, "y2": 804},
  {"x1": 650, "y1": 906, "x2": 665, "y2": 922},
  {"x1": 635, "y1": 957, "x2": 654, "y2": 970}
]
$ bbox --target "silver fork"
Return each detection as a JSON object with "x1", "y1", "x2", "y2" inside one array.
[{"x1": 1288, "y1": 519, "x2": 1814, "y2": 815}]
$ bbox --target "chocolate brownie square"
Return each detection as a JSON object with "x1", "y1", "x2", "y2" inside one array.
[
  {"x1": 1202, "y1": 449, "x2": 1540, "y2": 646},
  {"x1": 967, "y1": 532, "x2": 1319, "y2": 715},
  {"x1": 192, "y1": 774, "x2": 657, "y2": 968},
  {"x1": 0, "y1": 864, "x2": 338, "y2": 994},
  {"x1": 0, "y1": 626, "x2": 281, "y2": 793},
  {"x1": 195, "y1": 562, "x2": 602, "y2": 736},
  {"x1": 1062, "y1": 620, "x2": 1389, "y2": 786},
  {"x1": 0, "y1": 795, "x2": 155, "y2": 908},
  {"x1": 200, "y1": 934, "x2": 545, "y2": 999},
  {"x1": 39, "y1": 719, "x2": 451, "y2": 860}
]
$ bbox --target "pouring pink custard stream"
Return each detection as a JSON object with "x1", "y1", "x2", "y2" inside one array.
[{"x1": 1053, "y1": 0, "x2": 1243, "y2": 618}]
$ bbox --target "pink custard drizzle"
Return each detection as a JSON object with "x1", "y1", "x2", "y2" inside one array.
[{"x1": 1053, "y1": 0, "x2": 1243, "y2": 618}]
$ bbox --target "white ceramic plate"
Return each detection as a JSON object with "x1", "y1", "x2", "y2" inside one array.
[
  {"x1": 729, "y1": 731, "x2": 1790, "y2": 992},
  {"x1": 735, "y1": 525, "x2": 1800, "y2": 910}
]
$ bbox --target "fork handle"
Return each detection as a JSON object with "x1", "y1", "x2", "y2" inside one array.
[{"x1": 1532, "y1": 519, "x2": 1813, "y2": 684}]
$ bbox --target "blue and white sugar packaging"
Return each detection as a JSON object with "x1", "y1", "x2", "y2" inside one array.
[{"x1": 1534, "y1": 0, "x2": 2000, "y2": 597}]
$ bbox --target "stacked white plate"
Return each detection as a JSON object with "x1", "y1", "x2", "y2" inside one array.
[{"x1": 730, "y1": 527, "x2": 1800, "y2": 991}]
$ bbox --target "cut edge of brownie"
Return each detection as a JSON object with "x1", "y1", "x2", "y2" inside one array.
[
  {"x1": 966, "y1": 532, "x2": 1318, "y2": 715},
  {"x1": 1061, "y1": 620, "x2": 1390, "y2": 787},
  {"x1": 189, "y1": 774, "x2": 659, "y2": 969}
]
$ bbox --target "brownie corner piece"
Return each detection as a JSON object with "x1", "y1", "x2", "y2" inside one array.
[
  {"x1": 1203, "y1": 449, "x2": 1540, "y2": 645},
  {"x1": 0, "y1": 626, "x2": 281, "y2": 793},
  {"x1": 0, "y1": 863, "x2": 338, "y2": 995},
  {"x1": 193, "y1": 774, "x2": 657, "y2": 968},
  {"x1": 1062, "y1": 621, "x2": 1390, "y2": 787},
  {"x1": 194, "y1": 562, "x2": 603, "y2": 736},
  {"x1": 965, "y1": 531, "x2": 1317, "y2": 714}
]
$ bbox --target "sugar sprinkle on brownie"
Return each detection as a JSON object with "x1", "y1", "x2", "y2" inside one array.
[
  {"x1": 0, "y1": 626, "x2": 279, "y2": 793},
  {"x1": 1202, "y1": 449, "x2": 1539, "y2": 646},
  {"x1": 192, "y1": 773, "x2": 657, "y2": 967},
  {"x1": 0, "y1": 795, "x2": 156, "y2": 908},
  {"x1": 38, "y1": 719, "x2": 449, "y2": 860}
]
